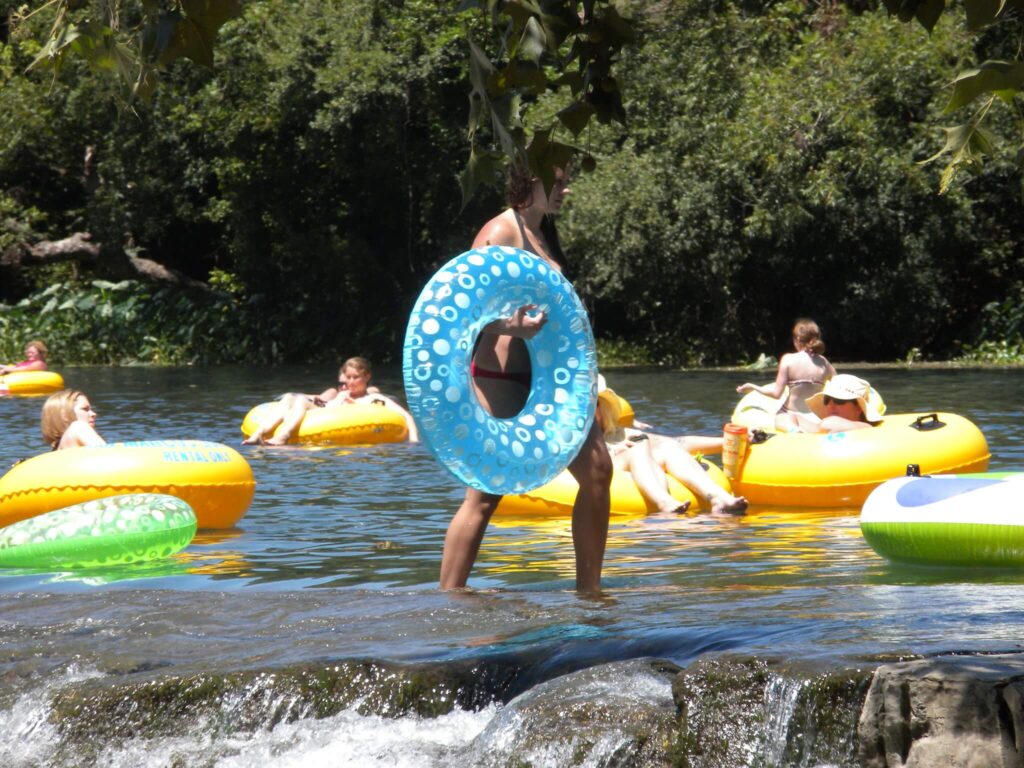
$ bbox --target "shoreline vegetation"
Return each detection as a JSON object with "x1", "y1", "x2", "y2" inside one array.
[{"x1": 1, "y1": 278, "x2": 1021, "y2": 370}]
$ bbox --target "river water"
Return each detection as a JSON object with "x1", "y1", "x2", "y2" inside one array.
[{"x1": 0, "y1": 366, "x2": 1021, "y2": 766}]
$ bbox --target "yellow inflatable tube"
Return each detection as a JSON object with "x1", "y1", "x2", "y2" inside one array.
[
  {"x1": 0, "y1": 371, "x2": 65, "y2": 396},
  {"x1": 731, "y1": 412, "x2": 990, "y2": 507},
  {"x1": 497, "y1": 459, "x2": 731, "y2": 517},
  {"x1": 0, "y1": 440, "x2": 255, "y2": 529},
  {"x1": 240, "y1": 401, "x2": 408, "y2": 445}
]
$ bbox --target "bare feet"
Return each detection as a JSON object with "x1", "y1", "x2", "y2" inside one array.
[
  {"x1": 265, "y1": 434, "x2": 290, "y2": 446},
  {"x1": 656, "y1": 498, "x2": 692, "y2": 514},
  {"x1": 241, "y1": 432, "x2": 264, "y2": 446},
  {"x1": 710, "y1": 494, "x2": 748, "y2": 515}
]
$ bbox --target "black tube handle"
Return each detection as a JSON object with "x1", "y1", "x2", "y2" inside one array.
[{"x1": 911, "y1": 414, "x2": 945, "y2": 431}]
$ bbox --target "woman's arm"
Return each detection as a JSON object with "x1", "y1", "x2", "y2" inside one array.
[
  {"x1": 372, "y1": 394, "x2": 420, "y2": 443},
  {"x1": 736, "y1": 356, "x2": 789, "y2": 398}
]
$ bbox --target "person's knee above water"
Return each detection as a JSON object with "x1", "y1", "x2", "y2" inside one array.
[
  {"x1": 1, "y1": 340, "x2": 48, "y2": 375},
  {"x1": 801, "y1": 374, "x2": 883, "y2": 433},
  {"x1": 41, "y1": 389, "x2": 105, "y2": 450}
]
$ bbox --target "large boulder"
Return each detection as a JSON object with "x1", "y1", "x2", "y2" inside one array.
[{"x1": 858, "y1": 653, "x2": 1024, "y2": 768}]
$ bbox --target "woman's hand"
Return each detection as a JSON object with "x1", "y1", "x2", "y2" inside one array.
[
  {"x1": 736, "y1": 383, "x2": 754, "y2": 393},
  {"x1": 502, "y1": 304, "x2": 548, "y2": 339}
]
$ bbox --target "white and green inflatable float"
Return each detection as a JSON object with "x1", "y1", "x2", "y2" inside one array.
[
  {"x1": 860, "y1": 473, "x2": 1024, "y2": 567},
  {"x1": 0, "y1": 493, "x2": 197, "y2": 570}
]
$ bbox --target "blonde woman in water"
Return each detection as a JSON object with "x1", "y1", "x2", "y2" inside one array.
[{"x1": 737, "y1": 318, "x2": 836, "y2": 432}]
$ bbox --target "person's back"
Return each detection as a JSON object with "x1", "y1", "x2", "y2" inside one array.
[
  {"x1": 737, "y1": 318, "x2": 836, "y2": 431},
  {"x1": 779, "y1": 348, "x2": 832, "y2": 414}
]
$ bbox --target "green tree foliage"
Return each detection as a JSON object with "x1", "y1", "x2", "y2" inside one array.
[
  {"x1": 560, "y1": 0, "x2": 1023, "y2": 363},
  {"x1": 880, "y1": 0, "x2": 1024, "y2": 191},
  {"x1": 456, "y1": 0, "x2": 633, "y2": 205},
  {"x1": 9, "y1": 0, "x2": 241, "y2": 100},
  {"x1": 2, "y1": 0, "x2": 1022, "y2": 366},
  {"x1": 2, "y1": 0, "x2": 499, "y2": 362}
]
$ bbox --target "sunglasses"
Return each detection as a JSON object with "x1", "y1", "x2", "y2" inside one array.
[{"x1": 824, "y1": 395, "x2": 855, "y2": 406}]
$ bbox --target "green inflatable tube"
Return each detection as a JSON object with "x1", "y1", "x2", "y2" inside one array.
[{"x1": 0, "y1": 494, "x2": 197, "y2": 570}]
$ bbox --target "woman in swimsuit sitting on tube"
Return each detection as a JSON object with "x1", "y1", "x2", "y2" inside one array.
[{"x1": 736, "y1": 318, "x2": 836, "y2": 432}]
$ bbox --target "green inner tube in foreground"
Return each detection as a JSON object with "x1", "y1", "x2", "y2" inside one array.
[{"x1": 0, "y1": 493, "x2": 197, "y2": 570}]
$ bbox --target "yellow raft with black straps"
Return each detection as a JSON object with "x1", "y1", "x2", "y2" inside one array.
[
  {"x1": 240, "y1": 400, "x2": 408, "y2": 445},
  {"x1": 0, "y1": 371, "x2": 65, "y2": 396},
  {"x1": 0, "y1": 440, "x2": 255, "y2": 529},
  {"x1": 729, "y1": 412, "x2": 990, "y2": 507}
]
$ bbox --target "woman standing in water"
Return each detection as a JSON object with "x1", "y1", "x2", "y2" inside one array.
[{"x1": 439, "y1": 165, "x2": 613, "y2": 594}]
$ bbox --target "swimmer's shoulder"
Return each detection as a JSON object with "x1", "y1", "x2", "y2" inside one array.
[{"x1": 472, "y1": 211, "x2": 520, "y2": 250}]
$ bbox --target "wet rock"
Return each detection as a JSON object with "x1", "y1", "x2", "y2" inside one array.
[
  {"x1": 669, "y1": 655, "x2": 870, "y2": 768},
  {"x1": 50, "y1": 656, "x2": 531, "y2": 743},
  {"x1": 858, "y1": 653, "x2": 1024, "y2": 768},
  {"x1": 467, "y1": 658, "x2": 681, "y2": 767}
]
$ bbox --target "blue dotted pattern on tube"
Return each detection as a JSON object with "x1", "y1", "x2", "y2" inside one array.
[{"x1": 403, "y1": 246, "x2": 597, "y2": 495}]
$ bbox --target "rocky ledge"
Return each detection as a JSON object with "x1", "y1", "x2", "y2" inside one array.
[{"x1": 43, "y1": 650, "x2": 1024, "y2": 767}]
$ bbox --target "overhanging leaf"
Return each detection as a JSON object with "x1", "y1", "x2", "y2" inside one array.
[
  {"x1": 915, "y1": 0, "x2": 945, "y2": 33},
  {"x1": 557, "y1": 99, "x2": 595, "y2": 137},
  {"x1": 460, "y1": 145, "x2": 504, "y2": 210},
  {"x1": 944, "y1": 60, "x2": 1024, "y2": 113},
  {"x1": 527, "y1": 130, "x2": 574, "y2": 195},
  {"x1": 519, "y1": 17, "x2": 547, "y2": 62},
  {"x1": 964, "y1": 0, "x2": 1002, "y2": 30},
  {"x1": 158, "y1": 0, "x2": 242, "y2": 69},
  {"x1": 27, "y1": 22, "x2": 81, "y2": 72},
  {"x1": 498, "y1": 59, "x2": 547, "y2": 93}
]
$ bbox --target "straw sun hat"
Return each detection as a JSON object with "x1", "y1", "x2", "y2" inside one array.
[{"x1": 806, "y1": 374, "x2": 884, "y2": 423}]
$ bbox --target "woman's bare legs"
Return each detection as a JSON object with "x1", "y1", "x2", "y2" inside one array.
[
  {"x1": 440, "y1": 488, "x2": 503, "y2": 589},
  {"x1": 265, "y1": 395, "x2": 315, "y2": 445},
  {"x1": 567, "y1": 421, "x2": 612, "y2": 593},
  {"x1": 676, "y1": 435, "x2": 725, "y2": 455},
  {"x1": 617, "y1": 441, "x2": 691, "y2": 514},
  {"x1": 242, "y1": 400, "x2": 287, "y2": 444},
  {"x1": 651, "y1": 438, "x2": 748, "y2": 514},
  {"x1": 440, "y1": 423, "x2": 611, "y2": 593},
  {"x1": 241, "y1": 394, "x2": 312, "y2": 445}
]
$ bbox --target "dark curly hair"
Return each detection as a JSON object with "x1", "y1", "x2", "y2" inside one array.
[{"x1": 506, "y1": 164, "x2": 535, "y2": 209}]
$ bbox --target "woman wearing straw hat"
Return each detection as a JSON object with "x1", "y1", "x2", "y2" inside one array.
[
  {"x1": 800, "y1": 374, "x2": 884, "y2": 433},
  {"x1": 597, "y1": 378, "x2": 748, "y2": 515}
]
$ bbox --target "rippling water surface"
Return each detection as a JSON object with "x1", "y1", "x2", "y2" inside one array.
[{"x1": 0, "y1": 366, "x2": 1021, "y2": 765}]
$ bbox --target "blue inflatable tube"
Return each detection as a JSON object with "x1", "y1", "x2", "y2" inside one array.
[{"x1": 403, "y1": 246, "x2": 597, "y2": 495}]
